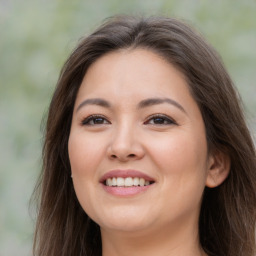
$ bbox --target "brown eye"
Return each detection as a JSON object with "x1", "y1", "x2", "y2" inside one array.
[
  {"x1": 82, "y1": 115, "x2": 110, "y2": 125},
  {"x1": 145, "y1": 114, "x2": 177, "y2": 125}
]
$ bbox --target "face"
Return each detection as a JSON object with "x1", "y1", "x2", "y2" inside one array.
[{"x1": 68, "y1": 48, "x2": 212, "y2": 236}]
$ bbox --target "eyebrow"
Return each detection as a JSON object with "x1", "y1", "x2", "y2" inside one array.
[
  {"x1": 76, "y1": 98, "x2": 111, "y2": 112},
  {"x1": 138, "y1": 97, "x2": 187, "y2": 114},
  {"x1": 76, "y1": 97, "x2": 186, "y2": 114}
]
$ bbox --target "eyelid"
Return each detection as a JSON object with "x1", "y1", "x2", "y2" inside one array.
[
  {"x1": 81, "y1": 114, "x2": 110, "y2": 126},
  {"x1": 144, "y1": 114, "x2": 178, "y2": 125}
]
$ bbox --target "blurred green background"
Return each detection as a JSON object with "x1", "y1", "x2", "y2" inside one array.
[{"x1": 0, "y1": 0, "x2": 255, "y2": 255}]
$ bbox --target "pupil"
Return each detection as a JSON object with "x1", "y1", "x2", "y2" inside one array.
[
  {"x1": 95, "y1": 118, "x2": 103, "y2": 124},
  {"x1": 154, "y1": 118, "x2": 164, "y2": 124}
]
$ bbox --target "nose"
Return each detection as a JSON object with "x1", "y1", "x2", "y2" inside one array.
[{"x1": 107, "y1": 124, "x2": 145, "y2": 162}]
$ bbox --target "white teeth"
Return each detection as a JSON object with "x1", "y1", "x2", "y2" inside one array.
[
  {"x1": 125, "y1": 177, "x2": 133, "y2": 187},
  {"x1": 106, "y1": 178, "x2": 112, "y2": 186},
  {"x1": 112, "y1": 177, "x2": 117, "y2": 186},
  {"x1": 105, "y1": 177, "x2": 153, "y2": 187},
  {"x1": 133, "y1": 177, "x2": 140, "y2": 186},
  {"x1": 139, "y1": 178, "x2": 145, "y2": 186},
  {"x1": 116, "y1": 177, "x2": 125, "y2": 186}
]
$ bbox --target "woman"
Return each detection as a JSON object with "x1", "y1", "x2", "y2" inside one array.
[{"x1": 33, "y1": 15, "x2": 256, "y2": 256}]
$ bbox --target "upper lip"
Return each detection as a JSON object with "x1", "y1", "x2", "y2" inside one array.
[{"x1": 100, "y1": 169, "x2": 155, "y2": 183}]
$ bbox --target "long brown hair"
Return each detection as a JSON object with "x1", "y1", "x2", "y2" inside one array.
[{"x1": 33, "y1": 15, "x2": 256, "y2": 256}]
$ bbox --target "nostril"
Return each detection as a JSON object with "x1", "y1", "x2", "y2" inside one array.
[{"x1": 110, "y1": 153, "x2": 136, "y2": 160}]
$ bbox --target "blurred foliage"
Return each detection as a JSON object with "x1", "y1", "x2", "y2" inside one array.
[{"x1": 0, "y1": 0, "x2": 255, "y2": 255}]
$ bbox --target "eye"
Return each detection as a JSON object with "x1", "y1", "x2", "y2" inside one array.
[
  {"x1": 81, "y1": 115, "x2": 110, "y2": 126},
  {"x1": 144, "y1": 114, "x2": 177, "y2": 125}
]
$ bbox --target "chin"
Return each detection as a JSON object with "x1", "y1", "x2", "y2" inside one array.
[
  {"x1": 94, "y1": 209, "x2": 155, "y2": 233},
  {"x1": 100, "y1": 220, "x2": 151, "y2": 233}
]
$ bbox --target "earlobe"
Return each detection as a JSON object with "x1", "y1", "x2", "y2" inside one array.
[{"x1": 206, "y1": 150, "x2": 230, "y2": 188}]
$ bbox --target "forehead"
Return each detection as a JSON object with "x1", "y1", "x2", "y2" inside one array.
[{"x1": 76, "y1": 48, "x2": 192, "y2": 102}]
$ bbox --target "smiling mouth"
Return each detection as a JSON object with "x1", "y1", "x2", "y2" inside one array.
[{"x1": 104, "y1": 177, "x2": 155, "y2": 187}]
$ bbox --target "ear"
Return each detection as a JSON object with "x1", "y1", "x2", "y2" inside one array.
[{"x1": 206, "y1": 150, "x2": 230, "y2": 188}]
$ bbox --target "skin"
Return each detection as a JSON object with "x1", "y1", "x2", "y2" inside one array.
[{"x1": 68, "y1": 48, "x2": 229, "y2": 256}]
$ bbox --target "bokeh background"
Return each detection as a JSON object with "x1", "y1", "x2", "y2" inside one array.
[{"x1": 0, "y1": 0, "x2": 255, "y2": 255}]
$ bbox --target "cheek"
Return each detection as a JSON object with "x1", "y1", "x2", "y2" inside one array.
[
  {"x1": 68, "y1": 132, "x2": 104, "y2": 217},
  {"x1": 148, "y1": 130, "x2": 208, "y2": 189},
  {"x1": 154, "y1": 134, "x2": 206, "y2": 166},
  {"x1": 68, "y1": 131, "x2": 106, "y2": 176},
  {"x1": 151, "y1": 132, "x2": 208, "y2": 214}
]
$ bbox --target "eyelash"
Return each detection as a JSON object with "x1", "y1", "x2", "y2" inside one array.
[
  {"x1": 81, "y1": 114, "x2": 110, "y2": 126},
  {"x1": 81, "y1": 114, "x2": 177, "y2": 126},
  {"x1": 144, "y1": 114, "x2": 177, "y2": 125}
]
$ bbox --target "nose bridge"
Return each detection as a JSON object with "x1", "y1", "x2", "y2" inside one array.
[
  {"x1": 112, "y1": 119, "x2": 136, "y2": 150},
  {"x1": 108, "y1": 118, "x2": 143, "y2": 161}
]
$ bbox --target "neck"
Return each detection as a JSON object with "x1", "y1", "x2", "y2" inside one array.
[{"x1": 101, "y1": 221, "x2": 206, "y2": 256}]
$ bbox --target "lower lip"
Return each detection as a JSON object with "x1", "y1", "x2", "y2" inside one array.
[{"x1": 101, "y1": 184, "x2": 153, "y2": 196}]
